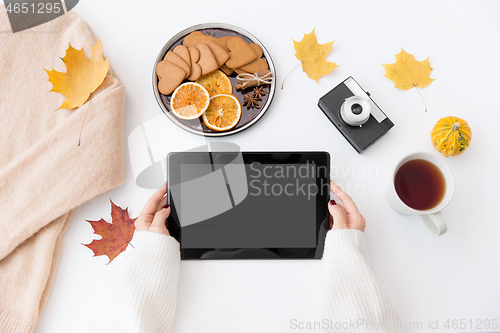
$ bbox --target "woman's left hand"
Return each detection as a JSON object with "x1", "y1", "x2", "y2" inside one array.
[{"x1": 135, "y1": 182, "x2": 171, "y2": 236}]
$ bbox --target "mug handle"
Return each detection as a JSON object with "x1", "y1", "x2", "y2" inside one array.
[{"x1": 419, "y1": 212, "x2": 448, "y2": 236}]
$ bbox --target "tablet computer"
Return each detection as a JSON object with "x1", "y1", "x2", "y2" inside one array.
[{"x1": 167, "y1": 151, "x2": 330, "y2": 259}]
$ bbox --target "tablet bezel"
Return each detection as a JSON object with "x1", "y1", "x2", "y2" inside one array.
[{"x1": 167, "y1": 151, "x2": 330, "y2": 260}]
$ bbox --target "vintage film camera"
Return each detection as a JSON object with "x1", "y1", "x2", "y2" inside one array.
[{"x1": 318, "y1": 77, "x2": 394, "y2": 153}]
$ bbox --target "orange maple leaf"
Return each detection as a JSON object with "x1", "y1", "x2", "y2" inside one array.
[
  {"x1": 83, "y1": 200, "x2": 137, "y2": 264},
  {"x1": 382, "y1": 48, "x2": 434, "y2": 112},
  {"x1": 382, "y1": 48, "x2": 434, "y2": 90},
  {"x1": 293, "y1": 29, "x2": 338, "y2": 83},
  {"x1": 46, "y1": 38, "x2": 109, "y2": 110},
  {"x1": 282, "y1": 29, "x2": 337, "y2": 89},
  {"x1": 45, "y1": 38, "x2": 109, "y2": 145}
]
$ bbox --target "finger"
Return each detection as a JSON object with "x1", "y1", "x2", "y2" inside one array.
[
  {"x1": 140, "y1": 181, "x2": 167, "y2": 217},
  {"x1": 149, "y1": 205, "x2": 170, "y2": 235},
  {"x1": 329, "y1": 200, "x2": 348, "y2": 230},
  {"x1": 134, "y1": 218, "x2": 149, "y2": 231},
  {"x1": 330, "y1": 181, "x2": 360, "y2": 214},
  {"x1": 135, "y1": 216, "x2": 150, "y2": 231},
  {"x1": 358, "y1": 217, "x2": 367, "y2": 232},
  {"x1": 155, "y1": 195, "x2": 168, "y2": 213}
]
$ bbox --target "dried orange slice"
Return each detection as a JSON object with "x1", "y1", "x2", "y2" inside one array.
[
  {"x1": 202, "y1": 94, "x2": 242, "y2": 131},
  {"x1": 196, "y1": 70, "x2": 232, "y2": 97},
  {"x1": 170, "y1": 82, "x2": 210, "y2": 119}
]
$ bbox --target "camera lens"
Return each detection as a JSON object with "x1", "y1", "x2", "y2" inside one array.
[
  {"x1": 340, "y1": 96, "x2": 371, "y2": 127},
  {"x1": 351, "y1": 103, "x2": 363, "y2": 115}
]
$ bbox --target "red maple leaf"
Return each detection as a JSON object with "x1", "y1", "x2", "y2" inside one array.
[{"x1": 83, "y1": 200, "x2": 137, "y2": 264}]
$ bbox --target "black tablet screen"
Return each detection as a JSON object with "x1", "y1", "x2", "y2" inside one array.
[{"x1": 167, "y1": 152, "x2": 330, "y2": 259}]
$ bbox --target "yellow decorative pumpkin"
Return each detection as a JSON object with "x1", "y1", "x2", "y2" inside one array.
[{"x1": 431, "y1": 116, "x2": 471, "y2": 157}]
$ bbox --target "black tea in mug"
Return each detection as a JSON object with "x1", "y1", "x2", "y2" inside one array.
[{"x1": 394, "y1": 159, "x2": 446, "y2": 210}]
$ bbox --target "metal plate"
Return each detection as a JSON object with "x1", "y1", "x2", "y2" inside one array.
[{"x1": 152, "y1": 23, "x2": 276, "y2": 137}]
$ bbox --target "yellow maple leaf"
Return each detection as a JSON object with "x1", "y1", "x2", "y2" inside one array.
[
  {"x1": 46, "y1": 38, "x2": 109, "y2": 110},
  {"x1": 293, "y1": 29, "x2": 338, "y2": 83},
  {"x1": 382, "y1": 48, "x2": 434, "y2": 90}
]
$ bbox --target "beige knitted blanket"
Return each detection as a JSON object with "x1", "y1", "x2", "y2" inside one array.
[{"x1": 0, "y1": 7, "x2": 125, "y2": 333}]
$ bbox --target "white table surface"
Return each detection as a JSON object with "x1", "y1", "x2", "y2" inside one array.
[{"x1": 16, "y1": 0, "x2": 499, "y2": 332}]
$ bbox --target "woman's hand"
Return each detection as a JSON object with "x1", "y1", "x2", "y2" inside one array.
[
  {"x1": 328, "y1": 181, "x2": 366, "y2": 232},
  {"x1": 135, "y1": 182, "x2": 171, "y2": 236}
]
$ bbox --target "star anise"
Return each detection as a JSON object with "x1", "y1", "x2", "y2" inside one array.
[
  {"x1": 243, "y1": 92, "x2": 260, "y2": 109},
  {"x1": 252, "y1": 86, "x2": 266, "y2": 101}
]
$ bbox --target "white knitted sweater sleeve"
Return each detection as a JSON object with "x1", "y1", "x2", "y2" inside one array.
[
  {"x1": 320, "y1": 230, "x2": 406, "y2": 333},
  {"x1": 83, "y1": 231, "x2": 181, "y2": 333}
]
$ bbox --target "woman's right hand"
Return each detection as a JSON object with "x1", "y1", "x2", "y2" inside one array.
[{"x1": 328, "y1": 181, "x2": 366, "y2": 232}]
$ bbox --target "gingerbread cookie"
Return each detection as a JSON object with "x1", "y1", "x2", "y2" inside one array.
[
  {"x1": 156, "y1": 61, "x2": 186, "y2": 95},
  {"x1": 188, "y1": 46, "x2": 200, "y2": 63},
  {"x1": 249, "y1": 43, "x2": 263, "y2": 58},
  {"x1": 173, "y1": 45, "x2": 191, "y2": 70},
  {"x1": 234, "y1": 68, "x2": 246, "y2": 75},
  {"x1": 225, "y1": 37, "x2": 257, "y2": 69},
  {"x1": 187, "y1": 46, "x2": 202, "y2": 81},
  {"x1": 238, "y1": 58, "x2": 269, "y2": 74},
  {"x1": 183, "y1": 31, "x2": 216, "y2": 48},
  {"x1": 205, "y1": 41, "x2": 229, "y2": 67},
  {"x1": 214, "y1": 36, "x2": 232, "y2": 53},
  {"x1": 196, "y1": 43, "x2": 219, "y2": 75},
  {"x1": 220, "y1": 64, "x2": 234, "y2": 76},
  {"x1": 187, "y1": 63, "x2": 202, "y2": 81},
  {"x1": 164, "y1": 51, "x2": 190, "y2": 78}
]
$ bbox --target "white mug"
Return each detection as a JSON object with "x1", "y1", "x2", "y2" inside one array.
[{"x1": 386, "y1": 152, "x2": 455, "y2": 236}]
